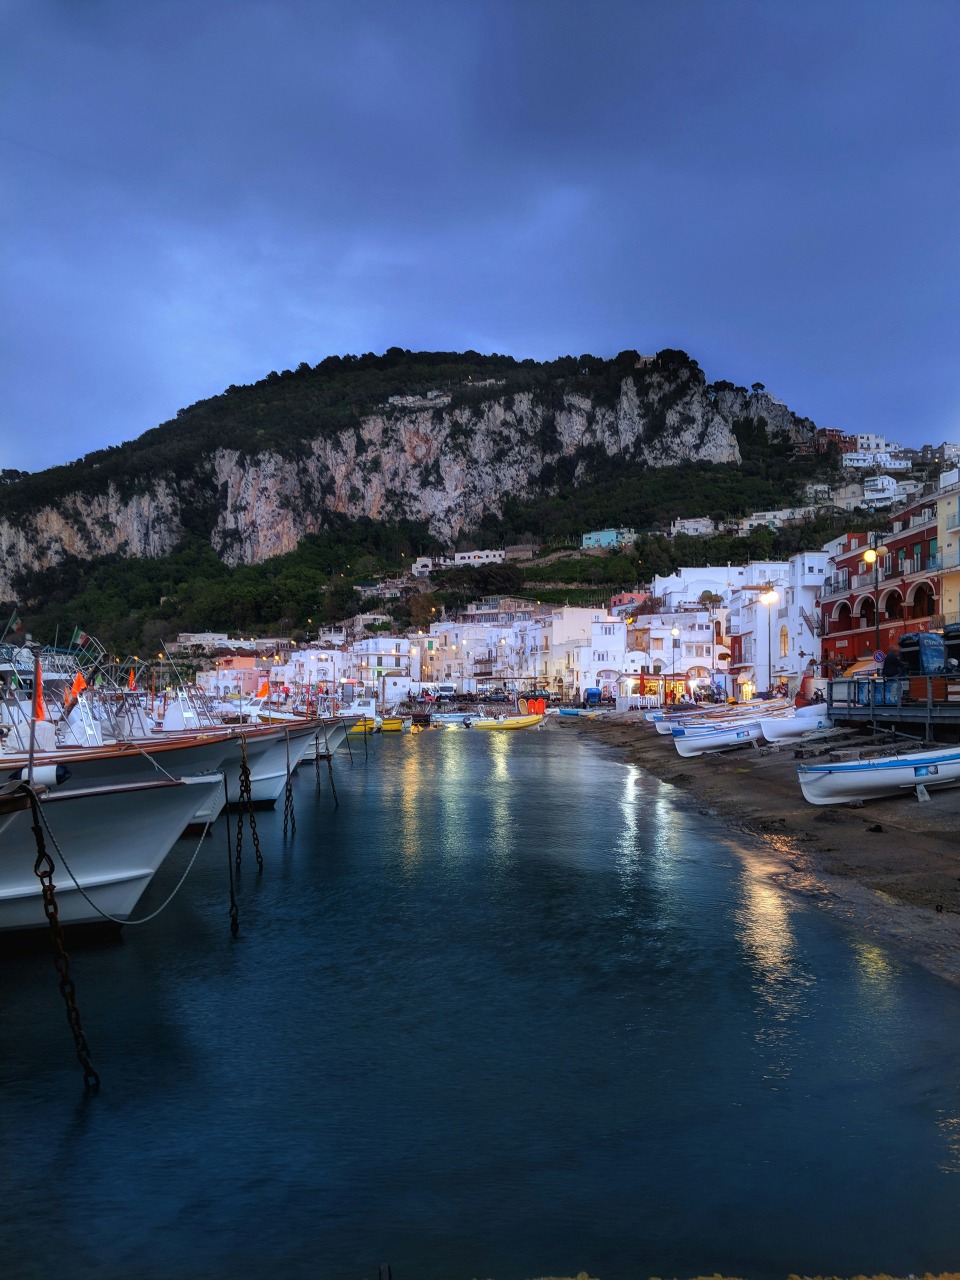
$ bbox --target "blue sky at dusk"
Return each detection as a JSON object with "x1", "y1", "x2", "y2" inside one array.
[{"x1": 2, "y1": 0, "x2": 958, "y2": 472}]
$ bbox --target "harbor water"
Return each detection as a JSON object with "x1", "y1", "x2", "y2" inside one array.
[{"x1": 2, "y1": 727, "x2": 960, "y2": 1279}]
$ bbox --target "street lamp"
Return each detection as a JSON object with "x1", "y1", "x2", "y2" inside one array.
[
  {"x1": 862, "y1": 540, "x2": 890, "y2": 652},
  {"x1": 759, "y1": 589, "x2": 779, "y2": 692},
  {"x1": 670, "y1": 624, "x2": 680, "y2": 698}
]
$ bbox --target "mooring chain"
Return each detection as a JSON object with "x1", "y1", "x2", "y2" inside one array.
[
  {"x1": 282, "y1": 729, "x2": 296, "y2": 838},
  {"x1": 314, "y1": 731, "x2": 322, "y2": 790},
  {"x1": 26, "y1": 789, "x2": 100, "y2": 1092},
  {"x1": 222, "y1": 779, "x2": 239, "y2": 936},
  {"x1": 34, "y1": 799, "x2": 210, "y2": 927},
  {"x1": 319, "y1": 718, "x2": 338, "y2": 804},
  {"x1": 234, "y1": 734, "x2": 263, "y2": 872}
]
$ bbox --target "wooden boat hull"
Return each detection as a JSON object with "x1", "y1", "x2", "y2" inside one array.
[{"x1": 797, "y1": 748, "x2": 960, "y2": 806}]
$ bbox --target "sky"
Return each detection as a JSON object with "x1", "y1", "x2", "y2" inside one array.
[{"x1": 1, "y1": 0, "x2": 958, "y2": 474}]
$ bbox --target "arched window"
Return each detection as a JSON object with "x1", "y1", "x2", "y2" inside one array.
[{"x1": 779, "y1": 625, "x2": 789, "y2": 658}]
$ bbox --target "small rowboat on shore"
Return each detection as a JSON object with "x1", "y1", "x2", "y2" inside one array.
[
  {"x1": 671, "y1": 721, "x2": 763, "y2": 757},
  {"x1": 797, "y1": 745, "x2": 960, "y2": 806},
  {"x1": 758, "y1": 709, "x2": 832, "y2": 742},
  {"x1": 652, "y1": 699, "x2": 791, "y2": 735}
]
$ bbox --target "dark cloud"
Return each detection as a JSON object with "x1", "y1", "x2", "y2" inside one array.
[{"x1": 1, "y1": 0, "x2": 958, "y2": 470}]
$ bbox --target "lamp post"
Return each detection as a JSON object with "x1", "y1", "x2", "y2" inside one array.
[
  {"x1": 670, "y1": 624, "x2": 680, "y2": 699},
  {"x1": 862, "y1": 539, "x2": 890, "y2": 653},
  {"x1": 759, "y1": 589, "x2": 779, "y2": 692}
]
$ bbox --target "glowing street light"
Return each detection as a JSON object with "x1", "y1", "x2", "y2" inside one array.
[
  {"x1": 759, "y1": 589, "x2": 779, "y2": 692},
  {"x1": 671, "y1": 624, "x2": 680, "y2": 695},
  {"x1": 863, "y1": 541, "x2": 890, "y2": 652}
]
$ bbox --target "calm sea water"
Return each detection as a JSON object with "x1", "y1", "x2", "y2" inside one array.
[{"x1": 2, "y1": 726, "x2": 960, "y2": 1280}]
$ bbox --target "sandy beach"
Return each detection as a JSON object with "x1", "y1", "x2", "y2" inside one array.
[{"x1": 575, "y1": 712, "x2": 960, "y2": 989}]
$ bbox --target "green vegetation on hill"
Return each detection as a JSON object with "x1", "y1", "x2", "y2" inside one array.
[
  {"x1": 6, "y1": 508, "x2": 874, "y2": 652},
  {"x1": 0, "y1": 347, "x2": 686, "y2": 520},
  {"x1": 0, "y1": 344, "x2": 863, "y2": 647}
]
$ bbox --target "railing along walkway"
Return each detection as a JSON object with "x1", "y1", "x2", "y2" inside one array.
[{"x1": 828, "y1": 675, "x2": 960, "y2": 742}]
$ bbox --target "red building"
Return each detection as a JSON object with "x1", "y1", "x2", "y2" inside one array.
[
  {"x1": 816, "y1": 427, "x2": 858, "y2": 454},
  {"x1": 818, "y1": 497, "x2": 941, "y2": 675}
]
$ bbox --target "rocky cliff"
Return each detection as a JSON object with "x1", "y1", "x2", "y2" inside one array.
[{"x1": 0, "y1": 350, "x2": 816, "y2": 598}]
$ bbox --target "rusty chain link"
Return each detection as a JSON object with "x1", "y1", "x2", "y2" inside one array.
[
  {"x1": 282, "y1": 729, "x2": 296, "y2": 839},
  {"x1": 234, "y1": 734, "x2": 263, "y2": 872},
  {"x1": 27, "y1": 789, "x2": 100, "y2": 1092}
]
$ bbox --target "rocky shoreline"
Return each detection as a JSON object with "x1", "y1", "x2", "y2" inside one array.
[{"x1": 576, "y1": 712, "x2": 960, "y2": 989}]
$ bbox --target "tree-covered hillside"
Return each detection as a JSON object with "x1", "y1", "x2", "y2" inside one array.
[{"x1": 0, "y1": 344, "x2": 858, "y2": 648}]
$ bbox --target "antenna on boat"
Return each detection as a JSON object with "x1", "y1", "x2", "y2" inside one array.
[{"x1": 26, "y1": 641, "x2": 41, "y2": 788}]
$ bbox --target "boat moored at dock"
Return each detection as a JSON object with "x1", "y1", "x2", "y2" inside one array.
[{"x1": 0, "y1": 774, "x2": 223, "y2": 931}]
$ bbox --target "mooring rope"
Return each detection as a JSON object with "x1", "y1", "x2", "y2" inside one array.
[{"x1": 32, "y1": 787, "x2": 211, "y2": 927}]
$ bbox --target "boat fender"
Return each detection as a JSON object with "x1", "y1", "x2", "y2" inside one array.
[{"x1": 7, "y1": 764, "x2": 72, "y2": 787}]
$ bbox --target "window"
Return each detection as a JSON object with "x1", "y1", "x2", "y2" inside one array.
[
  {"x1": 652, "y1": 638, "x2": 663, "y2": 651},
  {"x1": 779, "y1": 626, "x2": 789, "y2": 658}
]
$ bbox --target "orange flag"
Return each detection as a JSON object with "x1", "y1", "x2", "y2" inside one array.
[
  {"x1": 35, "y1": 667, "x2": 47, "y2": 721},
  {"x1": 256, "y1": 680, "x2": 270, "y2": 698},
  {"x1": 70, "y1": 671, "x2": 88, "y2": 700},
  {"x1": 128, "y1": 668, "x2": 137, "y2": 691}
]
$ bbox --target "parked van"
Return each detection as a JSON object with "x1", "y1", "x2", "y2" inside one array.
[{"x1": 434, "y1": 683, "x2": 458, "y2": 701}]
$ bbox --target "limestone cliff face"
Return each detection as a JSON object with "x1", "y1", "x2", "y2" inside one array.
[
  {"x1": 0, "y1": 481, "x2": 183, "y2": 596},
  {"x1": 0, "y1": 367, "x2": 816, "y2": 596}
]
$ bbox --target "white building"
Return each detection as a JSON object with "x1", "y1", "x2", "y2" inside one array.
[
  {"x1": 453, "y1": 549, "x2": 505, "y2": 566},
  {"x1": 843, "y1": 450, "x2": 911, "y2": 471},
  {"x1": 411, "y1": 549, "x2": 505, "y2": 576},
  {"x1": 856, "y1": 433, "x2": 888, "y2": 452},
  {"x1": 725, "y1": 552, "x2": 827, "y2": 696},
  {"x1": 736, "y1": 506, "x2": 817, "y2": 535},
  {"x1": 652, "y1": 562, "x2": 790, "y2": 608},
  {"x1": 534, "y1": 608, "x2": 626, "y2": 700},
  {"x1": 669, "y1": 516, "x2": 716, "y2": 537},
  {"x1": 340, "y1": 636, "x2": 421, "y2": 706},
  {"x1": 411, "y1": 555, "x2": 453, "y2": 577}
]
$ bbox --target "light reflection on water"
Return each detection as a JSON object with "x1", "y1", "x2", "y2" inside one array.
[{"x1": 2, "y1": 727, "x2": 960, "y2": 1280}]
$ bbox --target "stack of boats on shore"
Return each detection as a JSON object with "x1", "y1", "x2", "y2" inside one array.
[
  {"x1": 647, "y1": 698, "x2": 832, "y2": 758},
  {"x1": 645, "y1": 692, "x2": 960, "y2": 808},
  {"x1": 0, "y1": 646, "x2": 360, "y2": 933}
]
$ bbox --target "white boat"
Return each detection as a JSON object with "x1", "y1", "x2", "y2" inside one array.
[
  {"x1": 797, "y1": 745, "x2": 960, "y2": 806},
  {"x1": 301, "y1": 716, "x2": 360, "y2": 761},
  {"x1": 758, "y1": 709, "x2": 833, "y2": 742},
  {"x1": 0, "y1": 774, "x2": 223, "y2": 931},
  {"x1": 647, "y1": 697, "x2": 790, "y2": 727},
  {"x1": 223, "y1": 720, "x2": 324, "y2": 807},
  {"x1": 652, "y1": 699, "x2": 791, "y2": 735},
  {"x1": 672, "y1": 721, "x2": 763, "y2": 757}
]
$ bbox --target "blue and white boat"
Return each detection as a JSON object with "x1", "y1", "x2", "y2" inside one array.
[
  {"x1": 797, "y1": 745, "x2": 960, "y2": 806},
  {"x1": 672, "y1": 720, "x2": 763, "y2": 757},
  {"x1": 758, "y1": 706, "x2": 833, "y2": 742}
]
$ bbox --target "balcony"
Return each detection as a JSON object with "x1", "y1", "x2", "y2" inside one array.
[{"x1": 820, "y1": 576, "x2": 850, "y2": 599}]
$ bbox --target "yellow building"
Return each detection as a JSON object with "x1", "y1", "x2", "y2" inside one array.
[{"x1": 937, "y1": 477, "x2": 960, "y2": 622}]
